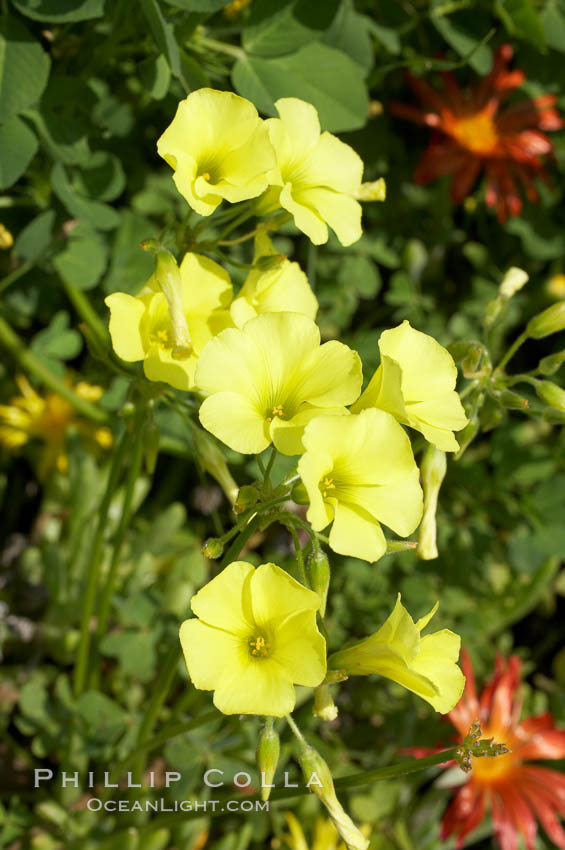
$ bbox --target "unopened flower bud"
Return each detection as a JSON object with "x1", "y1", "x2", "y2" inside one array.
[
  {"x1": 142, "y1": 420, "x2": 160, "y2": 474},
  {"x1": 538, "y1": 349, "x2": 565, "y2": 376},
  {"x1": 527, "y1": 303, "x2": 565, "y2": 339},
  {"x1": 460, "y1": 345, "x2": 483, "y2": 377},
  {"x1": 297, "y1": 744, "x2": 368, "y2": 850},
  {"x1": 499, "y1": 389, "x2": 530, "y2": 411},
  {"x1": 313, "y1": 684, "x2": 338, "y2": 722},
  {"x1": 192, "y1": 425, "x2": 238, "y2": 504},
  {"x1": 417, "y1": 445, "x2": 446, "y2": 561},
  {"x1": 353, "y1": 178, "x2": 386, "y2": 202},
  {"x1": 256, "y1": 722, "x2": 280, "y2": 802},
  {"x1": 202, "y1": 538, "x2": 224, "y2": 559},
  {"x1": 291, "y1": 480, "x2": 309, "y2": 505},
  {"x1": 308, "y1": 548, "x2": 330, "y2": 616},
  {"x1": 234, "y1": 484, "x2": 260, "y2": 514},
  {"x1": 543, "y1": 408, "x2": 565, "y2": 424},
  {"x1": 499, "y1": 267, "x2": 528, "y2": 299},
  {"x1": 536, "y1": 381, "x2": 565, "y2": 412},
  {"x1": 483, "y1": 297, "x2": 504, "y2": 328},
  {"x1": 479, "y1": 397, "x2": 505, "y2": 432}
]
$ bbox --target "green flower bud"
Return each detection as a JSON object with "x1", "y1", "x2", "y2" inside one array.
[
  {"x1": 538, "y1": 349, "x2": 565, "y2": 376},
  {"x1": 527, "y1": 303, "x2": 565, "y2": 339},
  {"x1": 417, "y1": 445, "x2": 446, "y2": 561},
  {"x1": 499, "y1": 390, "x2": 529, "y2": 411},
  {"x1": 483, "y1": 297, "x2": 504, "y2": 329},
  {"x1": 202, "y1": 538, "x2": 224, "y2": 559},
  {"x1": 297, "y1": 744, "x2": 368, "y2": 850},
  {"x1": 291, "y1": 480, "x2": 310, "y2": 505},
  {"x1": 479, "y1": 396, "x2": 506, "y2": 431},
  {"x1": 192, "y1": 425, "x2": 238, "y2": 505},
  {"x1": 308, "y1": 548, "x2": 330, "y2": 616},
  {"x1": 234, "y1": 484, "x2": 261, "y2": 514},
  {"x1": 142, "y1": 420, "x2": 160, "y2": 475},
  {"x1": 536, "y1": 381, "x2": 565, "y2": 412},
  {"x1": 460, "y1": 344, "x2": 483, "y2": 377},
  {"x1": 256, "y1": 722, "x2": 280, "y2": 802},
  {"x1": 313, "y1": 684, "x2": 338, "y2": 722},
  {"x1": 543, "y1": 408, "x2": 565, "y2": 424},
  {"x1": 499, "y1": 267, "x2": 528, "y2": 299},
  {"x1": 455, "y1": 420, "x2": 479, "y2": 457}
]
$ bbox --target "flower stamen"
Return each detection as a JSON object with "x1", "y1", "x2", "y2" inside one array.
[
  {"x1": 321, "y1": 476, "x2": 336, "y2": 498},
  {"x1": 249, "y1": 634, "x2": 271, "y2": 657}
]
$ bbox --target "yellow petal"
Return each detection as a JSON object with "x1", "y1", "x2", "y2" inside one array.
[
  {"x1": 105, "y1": 293, "x2": 146, "y2": 361},
  {"x1": 298, "y1": 187, "x2": 362, "y2": 247},
  {"x1": 347, "y1": 468, "x2": 423, "y2": 538},
  {"x1": 329, "y1": 501, "x2": 387, "y2": 562},
  {"x1": 290, "y1": 341, "x2": 362, "y2": 409},
  {"x1": 379, "y1": 320, "x2": 458, "y2": 401},
  {"x1": 412, "y1": 630, "x2": 465, "y2": 713},
  {"x1": 190, "y1": 560, "x2": 255, "y2": 636},
  {"x1": 299, "y1": 448, "x2": 335, "y2": 531},
  {"x1": 271, "y1": 405, "x2": 349, "y2": 456},
  {"x1": 280, "y1": 182, "x2": 328, "y2": 245},
  {"x1": 273, "y1": 609, "x2": 326, "y2": 687},
  {"x1": 250, "y1": 563, "x2": 320, "y2": 628},
  {"x1": 143, "y1": 345, "x2": 196, "y2": 391},
  {"x1": 179, "y1": 618, "x2": 246, "y2": 690},
  {"x1": 198, "y1": 391, "x2": 270, "y2": 454},
  {"x1": 179, "y1": 253, "x2": 232, "y2": 316},
  {"x1": 195, "y1": 326, "x2": 268, "y2": 399},
  {"x1": 213, "y1": 657, "x2": 296, "y2": 716}
]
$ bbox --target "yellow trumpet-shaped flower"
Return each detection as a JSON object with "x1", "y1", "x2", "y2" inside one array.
[
  {"x1": 196, "y1": 312, "x2": 362, "y2": 455},
  {"x1": 298, "y1": 409, "x2": 423, "y2": 563},
  {"x1": 261, "y1": 98, "x2": 364, "y2": 246},
  {"x1": 157, "y1": 88, "x2": 275, "y2": 216},
  {"x1": 105, "y1": 253, "x2": 233, "y2": 391},
  {"x1": 0, "y1": 375, "x2": 112, "y2": 479},
  {"x1": 352, "y1": 320, "x2": 468, "y2": 452},
  {"x1": 329, "y1": 595, "x2": 465, "y2": 713},
  {"x1": 179, "y1": 561, "x2": 326, "y2": 716},
  {"x1": 230, "y1": 233, "x2": 318, "y2": 328}
]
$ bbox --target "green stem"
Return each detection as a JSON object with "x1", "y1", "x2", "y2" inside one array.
[
  {"x1": 220, "y1": 513, "x2": 263, "y2": 568},
  {"x1": 60, "y1": 278, "x2": 110, "y2": 348},
  {"x1": 132, "y1": 642, "x2": 182, "y2": 782},
  {"x1": 285, "y1": 714, "x2": 307, "y2": 746},
  {"x1": 0, "y1": 314, "x2": 109, "y2": 424},
  {"x1": 288, "y1": 523, "x2": 308, "y2": 586},
  {"x1": 494, "y1": 331, "x2": 528, "y2": 374},
  {"x1": 263, "y1": 446, "x2": 277, "y2": 491},
  {"x1": 0, "y1": 260, "x2": 34, "y2": 294},
  {"x1": 73, "y1": 428, "x2": 129, "y2": 697},
  {"x1": 195, "y1": 34, "x2": 245, "y2": 60},
  {"x1": 95, "y1": 408, "x2": 147, "y2": 640}
]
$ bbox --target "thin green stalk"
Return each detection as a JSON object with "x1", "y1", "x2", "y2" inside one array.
[
  {"x1": 95, "y1": 408, "x2": 147, "y2": 640},
  {"x1": 220, "y1": 513, "x2": 263, "y2": 568},
  {"x1": 494, "y1": 330, "x2": 528, "y2": 374},
  {"x1": 288, "y1": 523, "x2": 308, "y2": 586},
  {"x1": 132, "y1": 642, "x2": 183, "y2": 783},
  {"x1": 73, "y1": 428, "x2": 129, "y2": 697},
  {"x1": 195, "y1": 35, "x2": 245, "y2": 60},
  {"x1": 263, "y1": 446, "x2": 277, "y2": 491},
  {"x1": 216, "y1": 206, "x2": 256, "y2": 241},
  {"x1": 0, "y1": 260, "x2": 34, "y2": 294},
  {"x1": 285, "y1": 713, "x2": 307, "y2": 746},
  {"x1": 0, "y1": 315, "x2": 109, "y2": 424},
  {"x1": 60, "y1": 278, "x2": 110, "y2": 349}
]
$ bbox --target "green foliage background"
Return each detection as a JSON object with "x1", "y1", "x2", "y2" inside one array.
[{"x1": 1, "y1": 0, "x2": 565, "y2": 848}]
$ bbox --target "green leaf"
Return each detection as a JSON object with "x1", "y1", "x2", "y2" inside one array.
[
  {"x1": 139, "y1": 53, "x2": 172, "y2": 100},
  {"x1": 430, "y1": 11, "x2": 493, "y2": 74},
  {"x1": 73, "y1": 152, "x2": 126, "y2": 203},
  {"x1": 339, "y1": 255, "x2": 381, "y2": 298},
  {"x1": 76, "y1": 691, "x2": 127, "y2": 742},
  {"x1": 138, "y1": 0, "x2": 190, "y2": 90},
  {"x1": 496, "y1": 0, "x2": 546, "y2": 49},
  {"x1": 99, "y1": 631, "x2": 157, "y2": 681},
  {"x1": 541, "y1": 0, "x2": 565, "y2": 52},
  {"x1": 0, "y1": 17, "x2": 51, "y2": 123},
  {"x1": 162, "y1": 0, "x2": 227, "y2": 9},
  {"x1": 10, "y1": 0, "x2": 106, "y2": 22},
  {"x1": 0, "y1": 116, "x2": 38, "y2": 189},
  {"x1": 14, "y1": 210, "x2": 56, "y2": 262},
  {"x1": 53, "y1": 221, "x2": 109, "y2": 289},
  {"x1": 323, "y1": 0, "x2": 373, "y2": 73},
  {"x1": 51, "y1": 162, "x2": 121, "y2": 230},
  {"x1": 30, "y1": 310, "x2": 83, "y2": 361},
  {"x1": 505, "y1": 214, "x2": 565, "y2": 260},
  {"x1": 232, "y1": 41, "x2": 369, "y2": 132},
  {"x1": 103, "y1": 211, "x2": 154, "y2": 295},
  {"x1": 242, "y1": 0, "x2": 340, "y2": 57}
]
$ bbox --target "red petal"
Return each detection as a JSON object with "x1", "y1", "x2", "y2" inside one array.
[
  {"x1": 518, "y1": 713, "x2": 557, "y2": 736},
  {"x1": 497, "y1": 784, "x2": 538, "y2": 850},
  {"x1": 519, "y1": 729, "x2": 565, "y2": 761},
  {"x1": 389, "y1": 102, "x2": 442, "y2": 128},
  {"x1": 520, "y1": 776, "x2": 565, "y2": 849},
  {"x1": 451, "y1": 158, "x2": 482, "y2": 203},
  {"x1": 487, "y1": 656, "x2": 522, "y2": 732},
  {"x1": 519, "y1": 766, "x2": 565, "y2": 806},
  {"x1": 441, "y1": 780, "x2": 486, "y2": 845},
  {"x1": 413, "y1": 139, "x2": 469, "y2": 185},
  {"x1": 405, "y1": 72, "x2": 450, "y2": 114}
]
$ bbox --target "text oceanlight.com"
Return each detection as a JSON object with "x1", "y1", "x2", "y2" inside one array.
[{"x1": 86, "y1": 799, "x2": 270, "y2": 813}]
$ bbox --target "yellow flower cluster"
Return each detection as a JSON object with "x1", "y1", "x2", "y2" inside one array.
[{"x1": 106, "y1": 88, "x2": 468, "y2": 725}]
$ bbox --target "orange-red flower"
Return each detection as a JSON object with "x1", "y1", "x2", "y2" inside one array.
[
  {"x1": 437, "y1": 650, "x2": 565, "y2": 850},
  {"x1": 391, "y1": 45, "x2": 562, "y2": 221}
]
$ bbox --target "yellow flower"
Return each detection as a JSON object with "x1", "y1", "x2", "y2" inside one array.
[
  {"x1": 329, "y1": 595, "x2": 465, "y2": 714},
  {"x1": 298, "y1": 409, "x2": 423, "y2": 563},
  {"x1": 157, "y1": 88, "x2": 275, "y2": 216},
  {"x1": 179, "y1": 561, "x2": 326, "y2": 716},
  {"x1": 352, "y1": 320, "x2": 468, "y2": 452},
  {"x1": 283, "y1": 812, "x2": 345, "y2": 850},
  {"x1": 105, "y1": 253, "x2": 233, "y2": 391},
  {"x1": 230, "y1": 233, "x2": 318, "y2": 328},
  {"x1": 262, "y1": 98, "x2": 364, "y2": 246},
  {"x1": 0, "y1": 223, "x2": 14, "y2": 249},
  {"x1": 196, "y1": 312, "x2": 362, "y2": 455},
  {"x1": 0, "y1": 375, "x2": 112, "y2": 478}
]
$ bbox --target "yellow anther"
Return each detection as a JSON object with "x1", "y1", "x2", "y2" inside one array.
[
  {"x1": 150, "y1": 328, "x2": 171, "y2": 347},
  {"x1": 201, "y1": 171, "x2": 211, "y2": 180},
  {"x1": 249, "y1": 635, "x2": 271, "y2": 657},
  {"x1": 321, "y1": 476, "x2": 336, "y2": 498},
  {"x1": 271, "y1": 405, "x2": 284, "y2": 418}
]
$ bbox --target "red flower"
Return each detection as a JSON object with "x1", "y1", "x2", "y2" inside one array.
[
  {"x1": 438, "y1": 650, "x2": 565, "y2": 850},
  {"x1": 391, "y1": 45, "x2": 562, "y2": 221}
]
